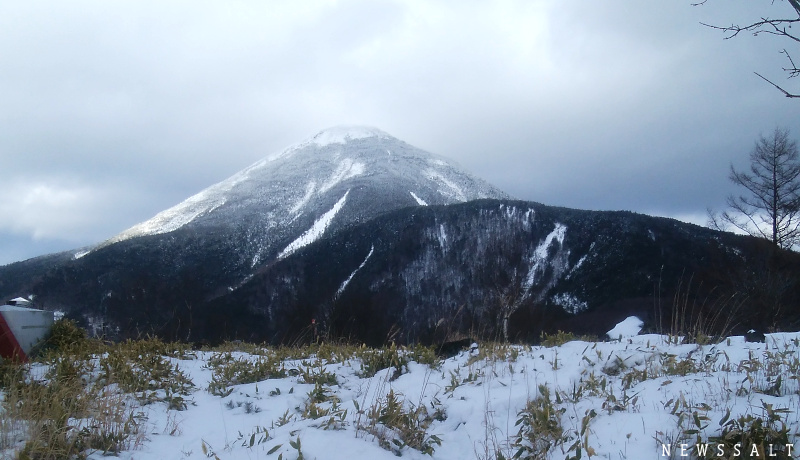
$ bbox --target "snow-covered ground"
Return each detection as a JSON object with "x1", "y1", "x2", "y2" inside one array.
[{"x1": 2, "y1": 323, "x2": 799, "y2": 459}]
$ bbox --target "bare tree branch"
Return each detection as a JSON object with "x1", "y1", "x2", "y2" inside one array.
[
  {"x1": 695, "y1": 1, "x2": 800, "y2": 98},
  {"x1": 699, "y1": 18, "x2": 800, "y2": 42},
  {"x1": 755, "y1": 72, "x2": 800, "y2": 97},
  {"x1": 781, "y1": 49, "x2": 799, "y2": 77}
]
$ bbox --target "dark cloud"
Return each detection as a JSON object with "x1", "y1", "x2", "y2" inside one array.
[{"x1": 1, "y1": 1, "x2": 798, "y2": 265}]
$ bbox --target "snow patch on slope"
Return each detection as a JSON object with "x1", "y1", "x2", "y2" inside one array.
[
  {"x1": 536, "y1": 224, "x2": 567, "y2": 260},
  {"x1": 425, "y1": 169, "x2": 467, "y2": 202},
  {"x1": 437, "y1": 224, "x2": 448, "y2": 251},
  {"x1": 567, "y1": 242, "x2": 595, "y2": 279},
  {"x1": 500, "y1": 205, "x2": 535, "y2": 231},
  {"x1": 320, "y1": 159, "x2": 365, "y2": 194},
  {"x1": 572, "y1": 254, "x2": 588, "y2": 273},
  {"x1": 336, "y1": 245, "x2": 374, "y2": 297},
  {"x1": 278, "y1": 190, "x2": 350, "y2": 259},
  {"x1": 290, "y1": 182, "x2": 317, "y2": 215},
  {"x1": 109, "y1": 190, "x2": 225, "y2": 243},
  {"x1": 551, "y1": 293, "x2": 588, "y2": 314},
  {"x1": 410, "y1": 192, "x2": 428, "y2": 206},
  {"x1": 104, "y1": 165, "x2": 257, "y2": 246},
  {"x1": 523, "y1": 223, "x2": 568, "y2": 293}
]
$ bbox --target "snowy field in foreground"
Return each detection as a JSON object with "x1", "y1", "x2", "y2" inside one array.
[{"x1": 2, "y1": 326, "x2": 799, "y2": 459}]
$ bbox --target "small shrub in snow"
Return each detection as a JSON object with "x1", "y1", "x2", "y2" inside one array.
[
  {"x1": 33, "y1": 318, "x2": 96, "y2": 358},
  {"x1": 540, "y1": 330, "x2": 577, "y2": 348},
  {"x1": 99, "y1": 342, "x2": 195, "y2": 409},
  {"x1": 513, "y1": 385, "x2": 565, "y2": 459},
  {"x1": 297, "y1": 360, "x2": 338, "y2": 386},
  {"x1": 356, "y1": 343, "x2": 408, "y2": 379},
  {"x1": 705, "y1": 402, "x2": 793, "y2": 459},
  {"x1": 362, "y1": 389, "x2": 443, "y2": 456},
  {"x1": 235, "y1": 425, "x2": 271, "y2": 448},
  {"x1": 274, "y1": 409, "x2": 294, "y2": 427},
  {"x1": 205, "y1": 351, "x2": 286, "y2": 396},
  {"x1": 407, "y1": 344, "x2": 440, "y2": 368},
  {"x1": 3, "y1": 363, "x2": 142, "y2": 459},
  {"x1": 660, "y1": 352, "x2": 699, "y2": 377}
]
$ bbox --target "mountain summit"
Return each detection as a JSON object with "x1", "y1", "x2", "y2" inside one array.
[{"x1": 102, "y1": 125, "x2": 508, "y2": 265}]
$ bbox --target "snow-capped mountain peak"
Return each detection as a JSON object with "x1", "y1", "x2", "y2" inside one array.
[
  {"x1": 98, "y1": 127, "x2": 510, "y2": 266},
  {"x1": 309, "y1": 125, "x2": 390, "y2": 147}
]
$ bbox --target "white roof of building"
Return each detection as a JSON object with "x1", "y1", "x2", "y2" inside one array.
[{"x1": 1, "y1": 304, "x2": 47, "y2": 313}]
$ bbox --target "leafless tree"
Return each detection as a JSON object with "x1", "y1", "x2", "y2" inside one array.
[
  {"x1": 693, "y1": 0, "x2": 800, "y2": 98},
  {"x1": 709, "y1": 127, "x2": 800, "y2": 250}
]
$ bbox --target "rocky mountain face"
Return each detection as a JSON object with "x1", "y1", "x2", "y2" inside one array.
[
  {"x1": 1, "y1": 127, "x2": 798, "y2": 344},
  {"x1": 191, "y1": 200, "x2": 800, "y2": 345}
]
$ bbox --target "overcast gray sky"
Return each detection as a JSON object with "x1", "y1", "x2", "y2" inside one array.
[{"x1": 1, "y1": 1, "x2": 798, "y2": 265}]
